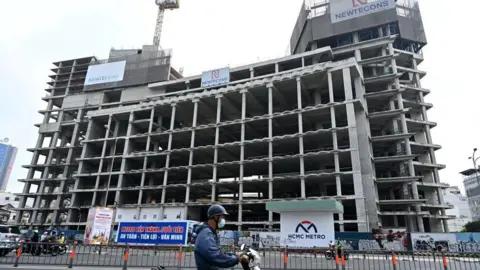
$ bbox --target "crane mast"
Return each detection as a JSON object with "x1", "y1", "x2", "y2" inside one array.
[
  {"x1": 153, "y1": 0, "x2": 180, "y2": 48},
  {"x1": 153, "y1": 6, "x2": 165, "y2": 47}
]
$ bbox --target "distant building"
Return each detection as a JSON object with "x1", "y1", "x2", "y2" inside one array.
[
  {"x1": 0, "y1": 191, "x2": 20, "y2": 223},
  {"x1": 460, "y1": 169, "x2": 480, "y2": 221},
  {"x1": 443, "y1": 186, "x2": 472, "y2": 231},
  {"x1": 0, "y1": 141, "x2": 18, "y2": 191}
]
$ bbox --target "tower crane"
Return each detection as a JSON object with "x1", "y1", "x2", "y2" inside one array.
[{"x1": 153, "y1": 0, "x2": 180, "y2": 47}]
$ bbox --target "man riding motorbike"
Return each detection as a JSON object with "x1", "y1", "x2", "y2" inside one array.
[{"x1": 194, "y1": 204, "x2": 249, "y2": 270}]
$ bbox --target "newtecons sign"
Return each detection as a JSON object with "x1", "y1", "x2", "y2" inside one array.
[
  {"x1": 201, "y1": 67, "x2": 230, "y2": 88},
  {"x1": 84, "y1": 60, "x2": 126, "y2": 86},
  {"x1": 330, "y1": 0, "x2": 396, "y2": 23},
  {"x1": 281, "y1": 212, "x2": 334, "y2": 247}
]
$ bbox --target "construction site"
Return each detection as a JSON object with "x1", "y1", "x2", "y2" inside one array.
[{"x1": 15, "y1": 0, "x2": 454, "y2": 233}]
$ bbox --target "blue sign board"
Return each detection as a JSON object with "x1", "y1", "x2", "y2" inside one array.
[{"x1": 116, "y1": 221, "x2": 188, "y2": 245}]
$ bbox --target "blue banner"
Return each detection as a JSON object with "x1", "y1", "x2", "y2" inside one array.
[{"x1": 116, "y1": 221, "x2": 188, "y2": 245}]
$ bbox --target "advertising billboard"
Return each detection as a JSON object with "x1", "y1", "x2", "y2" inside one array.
[
  {"x1": 330, "y1": 0, "x2": 396, "y2": 23},
  {"x1": 117, "y1": 221, "x2": 189, "y2": 245},
  {"x1": 84, "y1": 207, "x2": 114, "y2": 245},
  {"x1": 201, "y1": 67, "x2": 230, "y2": 88},
  {"x1": 280, "y1": 212, "x2": 334, "y2": 248},
  {"x1": 84, "y1": 60, "x2": 126, "y2": 86}
]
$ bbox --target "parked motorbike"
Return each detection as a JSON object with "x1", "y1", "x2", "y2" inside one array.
[
  {"x1": 325, "y1": 248, "x2": 349, "y2": 260},
  {"x1": 239, "y1": 243, "x2": 262, "y2": 270}
]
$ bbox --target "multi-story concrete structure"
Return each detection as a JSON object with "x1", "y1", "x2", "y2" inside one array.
[
  {"x1": 443, "y1": 186, "x2": 472, "y2": 232},
  {"x1": 16, "y1": 0, "x2": 453, "y2": 232},
  {"x1": 461, "y1": 168, "x2": 480, "y2": 221},
  {"x1": 0, "y1": 141, "x2": 18, "y2": 191}
]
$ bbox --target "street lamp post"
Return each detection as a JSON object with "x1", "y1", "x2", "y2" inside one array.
[
  {"x1": 468, "y1": 148, "x2": 480, "y2": 220},
  {"x1": 104, "y1": 125, "x2": 118, "y2": 208},
  {"x1": 468, "y1": 148, "x2": 480, "y2": 183}
]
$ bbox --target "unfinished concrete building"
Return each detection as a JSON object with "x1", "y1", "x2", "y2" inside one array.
[{"x1": 16, "y1": 0, "x2": 453, "y2": 232}]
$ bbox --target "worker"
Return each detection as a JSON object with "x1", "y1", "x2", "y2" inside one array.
[{"x1": 194, "y1": 204, "x2": 249, "y2": 270}]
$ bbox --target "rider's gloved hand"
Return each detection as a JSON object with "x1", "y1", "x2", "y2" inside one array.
[{"x1": 236, "y1": 252, "x2": 250, "y2": 263}]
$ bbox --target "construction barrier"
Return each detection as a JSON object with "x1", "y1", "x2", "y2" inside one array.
[{"x1": 0, "y1": 241, "x2": 479, "y2": 269}]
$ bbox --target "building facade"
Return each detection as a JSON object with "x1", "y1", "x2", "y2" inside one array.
[
  {"x1": 461, "y1": 168, "x2": 480, "y2": 221},
  {"x1": 443, "y1": 186, "x2": 472, "y2": 232},
  {"x1": 0, "y1": 142, "x2": 18, "y2": 191},
  {"x1": 16, "y1": 0, "x2": 452, "y2": 232}
]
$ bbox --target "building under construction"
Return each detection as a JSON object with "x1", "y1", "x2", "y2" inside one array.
[{"x1": 16, "y1": 0, "x2": 454, "y2": 232}]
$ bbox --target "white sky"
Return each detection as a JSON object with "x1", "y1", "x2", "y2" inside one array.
[{"x1": 0, "y1": 0, "x2": 479, "y2": 194}]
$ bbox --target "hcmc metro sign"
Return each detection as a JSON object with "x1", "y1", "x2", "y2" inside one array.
[
  {"x1": 287, "y1": 221, "x2": 326, "y2": 240},
  {"x1": 330, "y1": 0, "x2": 395, "y2": 23}
]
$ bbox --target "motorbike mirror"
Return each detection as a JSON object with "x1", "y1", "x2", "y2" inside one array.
[{"x1": 240, "y1": 244, "x2": 245, "y2": 250}]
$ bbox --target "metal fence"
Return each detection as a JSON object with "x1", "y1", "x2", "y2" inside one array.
[{"x1": 1, "y1": 242, "x2": 479, "y2": 270}]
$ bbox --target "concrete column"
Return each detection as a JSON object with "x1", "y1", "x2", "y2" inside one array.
[
  {"x1": 249, "y1": 68, "x2": 254, "y2": 78},
  {"x1": 328, "y1": 72, "x2": 334, "y2": 103},
  {"x1": 389, "y1": 189, "x2": 399, "y2": 227},
  {"x1": 391, "y1": 45, "x2": 424, "y2": 232},
  {"x1": 114, "y1": 112, "x2": 134, "y2": 204},
  {"x1": 330, "y1": 105, "x2": 344, "y2": 231},
  {"x1": 238, "y1": 91, "x2": 247, "y2": 228},
  {"x1": 160, "y1": 104, "x2": 176, "y2": 219},
  {"x1": 185, "y1": 100, "x2": 199, "y2": 204},
  {"x1": 211, "y1": 95, "x2": 222, "y2": 202},
  {"x1": 267, "y1": 85, "x2": 274, "y2": 228},
  {"x1": 138, "y1": 108, "x2": 157, "y2": 207},
  {"x1": 296, "y1": 78, "x2": 306, "y2": 198},
  {"x1": 343, "y1": 68, "x2": 368, "y2": 232},
  {"x1": 54, "y1": 109, "x2": 83, "y2": 223}
]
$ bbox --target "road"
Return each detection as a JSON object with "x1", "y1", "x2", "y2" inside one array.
[{"x1": 0, "y1": 248, "x2": 478, "y2": 270}]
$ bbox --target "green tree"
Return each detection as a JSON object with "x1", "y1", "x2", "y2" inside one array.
[{"x1": 463, "y1": 221, "x2": 480, "y2": 232}]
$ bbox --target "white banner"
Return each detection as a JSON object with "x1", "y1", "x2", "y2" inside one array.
[
  {"x1": 330, "y1": 0, "x2": 395, "y2": 23},
  {"x1": 280, "y1": 212, "x2": 334, "y2": 248},
  {"x1": 201, "y1": 67, "x2": 230, "y2": 88},
  {"x1": 84, "y1": 60, "x2": 126, "y2": 86},
  {"x1": 84, "y1": 207, "x2": 114, "y2": 245}
]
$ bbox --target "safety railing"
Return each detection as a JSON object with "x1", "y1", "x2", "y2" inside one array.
[{"x1": 2, "y1": 242, "x2": 480, "y2": 269}]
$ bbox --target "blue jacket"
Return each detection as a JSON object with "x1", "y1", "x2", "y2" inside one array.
[{"x1": 194, "y1": 224, "x2": 239, "y2": 270}]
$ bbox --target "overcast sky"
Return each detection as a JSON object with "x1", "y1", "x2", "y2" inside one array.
[{"x1": 0, "y1": 0, "x2": 478, "y2": 194}]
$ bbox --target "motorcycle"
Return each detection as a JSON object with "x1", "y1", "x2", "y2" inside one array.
[
  {"x1": 325, "y1": 247, "x2": 349, "y2": 260},
  {"x1": 30, "y1": 243, "x2": 67, "y2": 256},
  {"x1": 239, "y1": 243, "x2": 262, "y2": 270}
]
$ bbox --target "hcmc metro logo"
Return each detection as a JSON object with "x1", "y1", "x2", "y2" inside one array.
[{"x1": 295, "y1": 220, "x2": 318, "y2": 234}]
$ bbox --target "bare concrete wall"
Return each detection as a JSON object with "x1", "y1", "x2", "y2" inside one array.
[{"x1": 63, "y1": 92, "x2": 103, "y2": 109}]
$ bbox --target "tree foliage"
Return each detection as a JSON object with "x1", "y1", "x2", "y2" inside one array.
[{"x1": 463, "y1": 221, "x2": 480, "y2": 232}]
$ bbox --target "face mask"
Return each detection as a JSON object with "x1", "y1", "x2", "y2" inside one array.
[{"x1": 218, "y1": 218, "x2": 226, "y2": 229}]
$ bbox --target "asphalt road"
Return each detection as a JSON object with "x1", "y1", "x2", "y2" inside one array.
[{"x1": 0, "y1": 249, "x2": 478, "y2": 270}]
